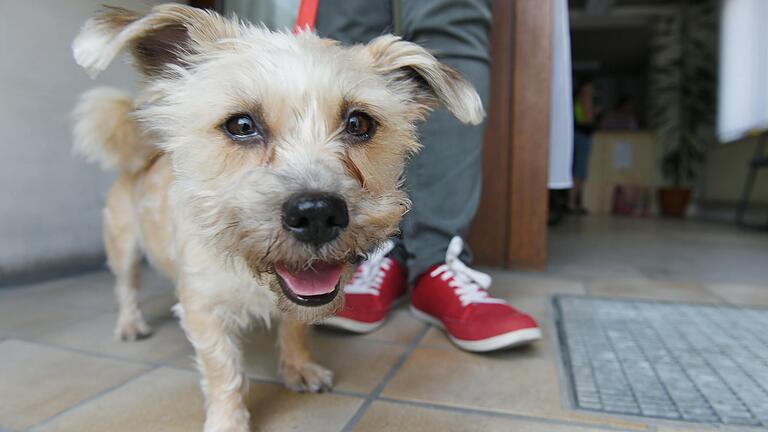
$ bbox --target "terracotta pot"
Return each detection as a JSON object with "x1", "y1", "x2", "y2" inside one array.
[{"x1": 657, "y1": 187, "x2": 692, "y2": 218}]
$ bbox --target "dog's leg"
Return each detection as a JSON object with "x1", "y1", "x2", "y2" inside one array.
[
  {"x1": 179, "y1": 303, "x2": 250, "y2": 432},
  {"x1": 104, "y1": 184, "x2": 151, "y2": 341},
  {"x1": 277, "y1": 318, "x2": 333, "y2": 392}
]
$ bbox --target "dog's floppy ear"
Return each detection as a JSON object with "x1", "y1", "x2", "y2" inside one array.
[
  {"x1": 73, "y1": 4, "x2": 237, "y2": 78},
  {"x1": 366, "y1": 35, "x2": 485, "y2": 125}
]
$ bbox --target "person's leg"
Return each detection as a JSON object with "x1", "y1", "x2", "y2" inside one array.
[
  {"x1": 316, "y1": 2, "x2": 539, "y2": 351},
  {"x1": 395, "y1": 1, "x2": 540, "y2": 352},
  {"x1": 314, "y1": 0, "x2": 391, "y2": 44},
  {"x1": 317, "y1": 0, "x2": 490, "y2": 278},
  {"x1": 316, "y1": 1, "x2": 399, "y2": 262},
  {"x1": 316, "y1": 1, "x2": 409, "y2": 334},
  {"x1": 568, "y1": 178, "x2": 583, "y2": 210},
  {"x1": 569, "y1": 131, "x2": 590, "y2": 211},
  {"x1": 398, "y1": 0, "x2": 491, "y2": 281}
]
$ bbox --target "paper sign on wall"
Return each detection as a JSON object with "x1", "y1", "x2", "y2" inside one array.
[{"x1": 612, "y1": 142, "x2": 633, "y2": 170}]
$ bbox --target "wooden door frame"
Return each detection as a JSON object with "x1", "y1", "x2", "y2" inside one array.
[{"x1": 467, "y1": 0, "x2": 553, "y2": 271}]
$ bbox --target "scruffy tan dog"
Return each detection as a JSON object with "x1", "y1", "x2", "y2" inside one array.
[{"x1": 72, "y1": 4, "x2": 482, "y2": 431}]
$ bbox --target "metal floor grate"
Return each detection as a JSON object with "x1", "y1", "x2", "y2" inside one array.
[{"x1": 553, "y1": 295, "x2": 768, "y2": 427}]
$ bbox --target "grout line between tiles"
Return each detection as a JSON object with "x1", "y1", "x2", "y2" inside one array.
[
  {"x1": 311, "y1": 330, "x2": 425, "y2": 350},
  {"x1": 328, "y1": 388, "x2": 370, "y2": 399},
  {"x1": 161, "y1": 361, "x2": 197, "y2": 374},
  {"x1": 26, "y1": 365, "x2": 161, "y2": 432},
  {"x1": 701, "y1": 286, "x2": 732, "y2": 305},
  {"x1": 2, "y1": 306, "x2": 117, "y2": 343},
  {"x1": 376, "y1": 397, "x2": 655, "y2": 432},
  {"x1": 161, "y1": 363, "x2": 370, "y2": 399},
  {"x1": 11, "y1": 338, "x2": 161, "y2": 369},
  {"x1": 340, "y1": 323, "x2": 431, "y2": 432}
]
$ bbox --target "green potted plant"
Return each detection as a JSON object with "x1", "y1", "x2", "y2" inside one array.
[{"x1": 650, "y1": 0, "x2": 717, "y2": 218}]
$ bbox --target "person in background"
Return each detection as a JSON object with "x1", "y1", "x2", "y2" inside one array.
[
  {"x1": 600, "y1": 95, "x2": 639, "y2": 130},
  {"x1": 569, "y1": 79, "x2": 598, "y2": 214}
]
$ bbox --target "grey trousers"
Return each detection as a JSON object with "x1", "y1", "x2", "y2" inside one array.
[{"x1": 316, "y1": 0, "x2": 491, "y2": 281}]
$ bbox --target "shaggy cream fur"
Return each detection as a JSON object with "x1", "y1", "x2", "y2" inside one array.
[{"x1": 72, "y1": 4, "x2": 483, "y2": 431}]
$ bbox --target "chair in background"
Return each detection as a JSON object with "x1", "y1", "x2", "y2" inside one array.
[{"x1": 736, "y1": 131, "x2": 768, "y2": 229}]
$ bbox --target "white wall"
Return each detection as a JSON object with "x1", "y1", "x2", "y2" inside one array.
[
  {"x1": 0, "y1": 1, "x2": 165, "y2": 280},
  {"x1": 718, "y1": 0, "x2": 768, "y2": 142}
]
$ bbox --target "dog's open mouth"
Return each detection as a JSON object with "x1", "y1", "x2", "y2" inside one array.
[{"x1": 275, "y1": 262, "x2": 344, "y2": 307}]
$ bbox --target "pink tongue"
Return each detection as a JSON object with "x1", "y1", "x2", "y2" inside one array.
[{"x1": 275, "y1": 263, "x2": 344, "y2": 297}]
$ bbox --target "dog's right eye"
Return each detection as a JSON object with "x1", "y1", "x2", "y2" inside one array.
[{"x1": 224, "y1": 114, "x2": 261, "y2": 141}]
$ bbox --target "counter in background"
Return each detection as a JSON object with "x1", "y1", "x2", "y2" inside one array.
[{"x1": 582, "y1": 131, "x2": 660, "y2": 214}]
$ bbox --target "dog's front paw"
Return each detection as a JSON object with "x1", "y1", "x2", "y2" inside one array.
[
  {"x1": 204, "y1": 413, "x2": 250, "y2": 432},
  {"x1": 115, "y1": 316, "x2": 153, "y2": 341},
  {"x1": 204, "y1": 416, "x2": 250, "y2": 432},
  {"x1": 279, "y1": 361, "x2": 334, "y2": 393}
]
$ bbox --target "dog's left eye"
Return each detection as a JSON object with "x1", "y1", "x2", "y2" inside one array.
[
  {"x1": 344, "y1": 111, "x2": 376, "y2": 141},
  {"x1": 224, "y1": 114, "x2": 261, "y2": 140}
]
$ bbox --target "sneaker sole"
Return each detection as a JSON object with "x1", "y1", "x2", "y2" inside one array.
[
  {"x1": 410, "y1": 305, "x2": 542, "y2": 352},
  {"x1": 320, "y1": 295, "x2": 408, "y2": 334},
  {"x1": 321, "y1": 316, "x2": 386, "y2": 334}
]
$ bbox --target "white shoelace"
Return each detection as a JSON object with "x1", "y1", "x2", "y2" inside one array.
[
  {"x1": 344, "y1": 240, "x2": 395, "y2": 296},
  {"x1": 430, "y1": 236, "x2": 506, "y2": 307}
]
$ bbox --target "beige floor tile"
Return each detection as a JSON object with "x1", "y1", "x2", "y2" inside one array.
[
  {"x1": 243, "y1": 380, "x2": 362, "y2": 432},
  {"x1": 419, "y1": 314, "x2": 556, "y2": 352},
  {"x1": 381, "y1": 346, "x2": 648, "y2": 431},
  {"x1": 0, "y1": 340, "x2": 149, "y2": 430},
  {"x1": 0, "y1": 278, "x2": 107, "y2": 338},
  {"x1": 548, "y1": 216, "x2": 768, "y2": 286},
  {"x1": 0, "y1": 270, "x2": 172, "y2": 339},
  {"x1": 240, "y1": 328, "x2": 407, "y2": 394},
  {"x1": 586, "y1": 278, "x2": 723, "y2": 303},
  {"x1": 416, "y1": 326, "x2": 453, "y2": 350},
  {"x1": 706, "y1": 282, "x2": 768, "y2": 307},
  {"x1": 487, "y1": 271, "x2": 586, "y2": 296},
  {"x1": 172, "y1": 323, "x2": 405, "y2": 394},
  {"x1": 0, "y1": 297, "x2": 97, "y2": 339},
  {"x1": 335, "y1": 306, "x2": 427, "y2": 345},
  {"x1": 35, "y1": 367, "x2": 362, "y2": 432},
  {"x1": 354, "y1": 401, "x2": 625, "y2": 432},
  {"x1": 140, "y1": 289, "x2": 179, "y2": 318},
  {"x1": 1, "y1": 270, "x2": 168, "y2": 312},
  {"x1": 548, "y1": 261, "x2": 649, "y2": 281},
  {"x1": 32, "y1": 312, "x2": 193, "y2": 364},
  {"x1": 0, "y1": 271, "x2": 115, "y2": 312},
  {"x1": 490, "y1": 271, "x2": 586, "y2": 317}
]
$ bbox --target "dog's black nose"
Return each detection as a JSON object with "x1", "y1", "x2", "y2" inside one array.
[{"x1": 282, "y1": 193, "x2": 349, "y2": 246}]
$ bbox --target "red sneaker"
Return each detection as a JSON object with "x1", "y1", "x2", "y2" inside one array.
[
  {"x1": 410, "y1": 237, "x2": 541, "y2": 352},
  {"x1": 322, "y1": 241, "x2": 407, "y2": 333}
]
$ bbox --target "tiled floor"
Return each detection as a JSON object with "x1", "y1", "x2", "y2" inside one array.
[{"x1": 1, "y1": 216, "x2": 767, "y2": 431}]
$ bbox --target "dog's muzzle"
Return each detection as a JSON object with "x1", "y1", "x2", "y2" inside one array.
[
  {"x1": 274, "y1": 262, "x2": 344, "y2": 307},
  {"x1": 275, "y1": 192, "x2": 349, "y2": 307}
]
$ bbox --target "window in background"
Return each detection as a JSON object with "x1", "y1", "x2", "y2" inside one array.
[{"x1": 718, "y1": 0, "x2": 768, "y2": 142}]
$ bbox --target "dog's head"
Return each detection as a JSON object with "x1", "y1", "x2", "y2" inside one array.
[{"x1": 74, "y1": 4, "x2": 484, "y2": 321}]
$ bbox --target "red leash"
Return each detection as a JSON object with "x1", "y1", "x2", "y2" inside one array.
[{"x1": 294, "y1": 0, "x2": 319, "y2": 33}]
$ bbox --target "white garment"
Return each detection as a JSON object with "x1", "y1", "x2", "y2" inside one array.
[{"x1": 548, "y1": 0, "x2": 574, "y2": 189}]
